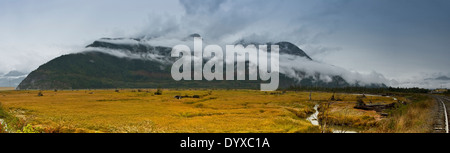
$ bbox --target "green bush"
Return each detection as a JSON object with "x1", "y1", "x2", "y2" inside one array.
[
  {"x1": 155, "y1": 88, "x2": 163, "y2": 95},
  {"x1": 17, "y1": 124, "x2": 41, "y2": 133}
]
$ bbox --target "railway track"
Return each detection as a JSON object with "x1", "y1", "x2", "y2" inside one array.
[{"x1": 432, "y1": 95, "x2": 449, "y2": 133}]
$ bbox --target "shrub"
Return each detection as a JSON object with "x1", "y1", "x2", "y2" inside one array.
[
  {"x1": 330, "y1": 94, "x2": 335, "y2": 101},
  {"x1": 0, "y1": 122, "x2": 5, "y2": 133},
  {"x1": 195, "y1": 103, "x2": 204, "y2": 108},
  {"x1": 17, "y1": 124, "x2": 41, "y2": 133},
  {"x1": 155, "y1": 88, "x2": 163, "y2": 95},
  {"x1": 355, "y1": 97, "x2": 366, "y2": 107}
]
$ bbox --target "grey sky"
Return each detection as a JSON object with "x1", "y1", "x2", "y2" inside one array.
[{"x1": 0, "y1": 0, "x2": 449, "y2": 88}]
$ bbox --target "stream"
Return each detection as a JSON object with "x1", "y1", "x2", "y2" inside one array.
[
  {"x1": 306, "y1": 104, "x2": 319, "y2": 126},
  {"x1": 306, "y1": 104, "x2": 358, "y2": 133}
]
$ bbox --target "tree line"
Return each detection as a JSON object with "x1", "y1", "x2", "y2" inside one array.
[{"x1": 285, "y1": 86, "x2": 430, "y2": 94}]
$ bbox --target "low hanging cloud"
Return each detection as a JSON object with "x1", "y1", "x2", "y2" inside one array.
[
  {"x1": 103, "y1": 0, "x2": 390, "y2": 86},
  {"x1": 390, "y1": 72, "x2": 450, "y2": 89},
  {"x1": 133, "y1": 0, "x2": 344, "y2": 47},
  {"x1": 83, "y1": 36, "x2": 390, "y2": 86},
  {"x1": 179, "y1": 0, "x2": 227, "y2": 15},
  {"x1": 278, "y1": 54, "x2": 389, "y2": 85}
]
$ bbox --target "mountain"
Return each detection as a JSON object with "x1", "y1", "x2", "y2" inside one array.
[
  {"x1": 4, "y1": 71, "x2": 27, "y2": 77},
  {"x1": 0, "y1": 71, "x2": 28, "y2": 87},
  {"x1": 17, "y1": 35, "x2": 385, "y2": 90}
]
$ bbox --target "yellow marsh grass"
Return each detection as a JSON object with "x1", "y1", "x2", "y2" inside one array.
[
  {"x1": 367, "y1": 95, "x2": 435, "y2": 133},
  {"x1": 0, "y1": 87, "x2": 15, "y2": 91},
  {"x1": 319, "y1": 94, "x2": 398, "y2": 129},
  {"x1": 0, "y1": 89, "x2": 393, "y2": 133}
]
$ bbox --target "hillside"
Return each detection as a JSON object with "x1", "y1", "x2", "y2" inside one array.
[{"x1": 17, "y1": 36, "x2": 384, "y2": 90}]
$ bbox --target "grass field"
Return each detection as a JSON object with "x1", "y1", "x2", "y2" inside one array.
[
  {"x1": 0, "y1": 87, "x2": 15, "y2": 91},
  {"x1": 0, "y1": 89, "x2": 415, "y2": 133},
  {"x1": 367, "y1": 94, "x2": 435, "y2": 133}
]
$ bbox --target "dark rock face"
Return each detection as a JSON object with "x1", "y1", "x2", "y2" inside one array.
[{"x1": 274, "y1": 42, "x2": 312, "y2": 60}]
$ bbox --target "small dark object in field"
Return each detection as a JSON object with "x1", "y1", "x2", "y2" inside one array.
[
  {"x1": 155, "y1": 88, "x2": 163, "y2": 95},
  {"x1": 330, "y1": 94, "x2": 335, "y2": 101},
  {"x1": 115, "y1": 89, "x2": 119, "y2": 93},
  {"x1": 270, "y1": 92, "x2": 283, "y2": 95},
  {"x1": 37, "y1": 91, "x2": 44, "y2": 97},
  {"x1": 174, "y1": 95, "x2": 196, "y2": 99},
  {"x1": 355, "y1": 97, "x2": 365, "y2": 107}
]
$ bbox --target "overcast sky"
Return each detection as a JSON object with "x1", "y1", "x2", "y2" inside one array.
[{"x1": 1, "y1": 0, "x2": 449, "y2": 88}]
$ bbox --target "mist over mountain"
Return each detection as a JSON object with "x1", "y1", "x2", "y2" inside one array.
[
  {"x1": 18, "y1": 35, "x2": 387, "y2": 90},
  {"x1": 0, "y1": 70, "x2": 28, "y2": 87},
  {"x1": 428, "y1": 76, "x2": 450, "y2": 81}
]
